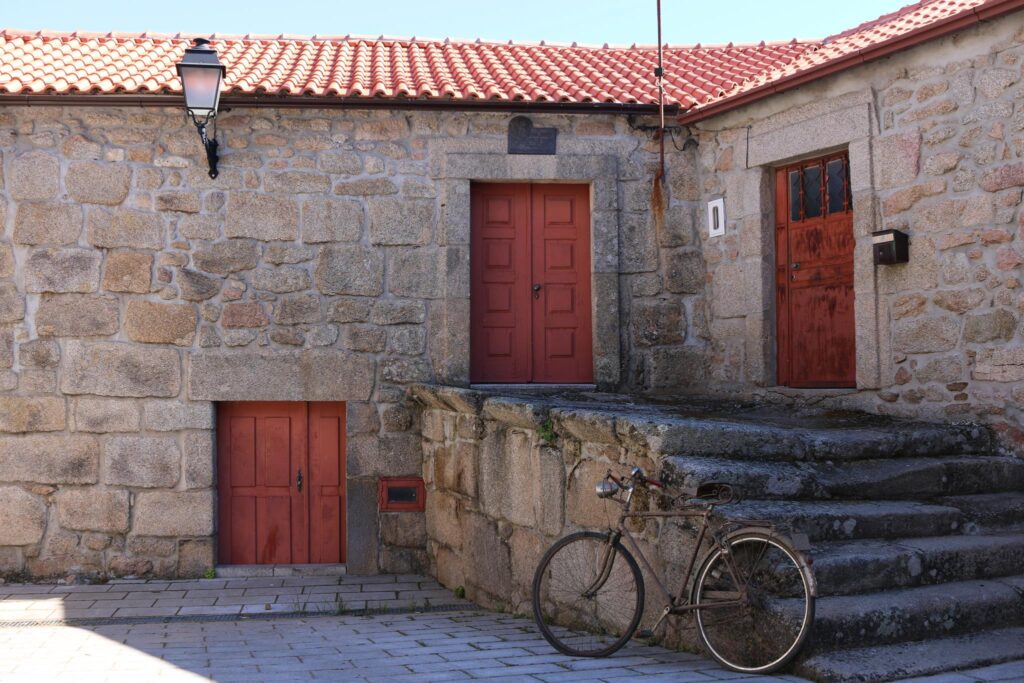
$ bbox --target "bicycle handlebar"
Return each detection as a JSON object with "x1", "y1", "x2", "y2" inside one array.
[{"x1": 607, "y1": 467, "x2": 665, "y2": 491}]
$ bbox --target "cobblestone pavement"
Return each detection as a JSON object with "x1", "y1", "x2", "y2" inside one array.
[{"x1": 0, "y1": 577, "x2": 1020, "y2": 682}]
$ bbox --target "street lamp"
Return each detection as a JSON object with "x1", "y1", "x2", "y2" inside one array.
[{"x1": 176, "y1": 38, "x2": 225, "y2": 179}]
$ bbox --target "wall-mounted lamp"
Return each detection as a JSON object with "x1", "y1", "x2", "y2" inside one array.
[{"x1": 176, "y1": 38, "x2": 225, "y2": 179}]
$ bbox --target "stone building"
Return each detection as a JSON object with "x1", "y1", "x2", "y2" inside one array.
[{"x1": 0, "y1": 0, "x2": 1021, "y2": 599}]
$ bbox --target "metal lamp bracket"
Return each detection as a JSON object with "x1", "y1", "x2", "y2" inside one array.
[{"x1": 187, "y1": 110, "x2": 219, "y2": 179}]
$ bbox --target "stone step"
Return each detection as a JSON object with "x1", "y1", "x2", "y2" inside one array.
[
  {"x1": 937, "y1": 492, "x2": 1024, "y2": 532},
  {"x1": 720, "y1": 499, "x2": 962, "y2": 542},
  {"x1": 810, "y1": 533, "x2": 1024, "y2": 595},
  {"x1": 663, "y1": 454, "x2": 1024, "y2": 501},
  {"x1": 807, "y1": 575, "x2": 1024, "y2": 652},
  {"x1": 216, "y1": 564, "x2": 347, "y2": 578},
  {"x1": 419, "y1": 385, "x2": 990, "y2": 462},
  {"x1": 612, "y1": 410, "x2": 988, "y2": 462},
  {"x1": 795, "y1": 626, "x2": 1024, "y2": 683}
]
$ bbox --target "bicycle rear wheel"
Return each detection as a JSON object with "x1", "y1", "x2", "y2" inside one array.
[
  {"x1": 532, "y1": 531, "x2": 645, "y2": 657},
  {"x1": 691, "y1": 529, "x2": 815, "y2": 674}
]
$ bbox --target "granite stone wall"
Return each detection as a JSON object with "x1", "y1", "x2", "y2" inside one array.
[
  {"x1": 0, "y1": 104, "x2": 662, "y2": 578},
  {"x1": 624, "y1": 16, "x2": 1024, "y2": 449},
  {"x1": 413, "y1": 386, "x2": 679, "y2": 629}
]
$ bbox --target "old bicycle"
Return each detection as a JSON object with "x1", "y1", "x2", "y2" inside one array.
[{"x1": 531, "y1": 466, "x2": 816, "y2": 674}]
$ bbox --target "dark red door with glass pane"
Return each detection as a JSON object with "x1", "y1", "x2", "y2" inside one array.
[
  {"x1": 217, "y1": 402, "x2": 346, "y2": 564},
  {"x1": 775, "y1": 153, "x2": 856, "y2": 388},
  {"x1": 470, "y1": 183, "x2": 593, "y2": 383}
]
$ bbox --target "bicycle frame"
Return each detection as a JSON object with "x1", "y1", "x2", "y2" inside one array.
[{"x1": 595, "y1": 476, "x2": 768, "y2": 617}]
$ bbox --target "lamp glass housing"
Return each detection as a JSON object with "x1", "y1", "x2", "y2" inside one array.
[{"x1": 179, "y1": 64, "x2": 223, "y2": 118}]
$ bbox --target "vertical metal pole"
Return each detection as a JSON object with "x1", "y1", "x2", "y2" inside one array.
[{"x1": 657, "y1": 0, "x2": 666, "y2": 179}]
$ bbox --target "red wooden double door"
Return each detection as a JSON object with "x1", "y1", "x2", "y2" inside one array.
[
  {"x1": 217, "y1": 402, "x2": 346, "y2": 565},
  {"x1": 471, "y1": 183, "x2": 593, "y2": 383},
  {"x1": 775, "y1": 153, "x2": 856, "y2": 388}
]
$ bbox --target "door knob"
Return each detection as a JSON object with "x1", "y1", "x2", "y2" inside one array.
[
  {"x1": 532, "y1": 284, "x2": 542, "y2": 291},
  {"x1": 533, "y1": 283, "x2": 542, "y2": 299},
  {"x1": 296, "y1": 468, "x2": 303, "y2": 492},
  {"x1": 791, "y1": 263, "x2": 800, "y2": 269}
]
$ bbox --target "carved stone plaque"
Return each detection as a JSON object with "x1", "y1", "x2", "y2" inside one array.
[{"x1": 508, "y1": 116, "x2": 557, "y2": 155}]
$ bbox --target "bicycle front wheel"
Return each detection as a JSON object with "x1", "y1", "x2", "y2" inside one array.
[
  {"x1": 532, "y1": 531, "x2": 645, "y2": 657},
  {"x1": 691, "y1": 529, "x2": 815, "y2": 674}
]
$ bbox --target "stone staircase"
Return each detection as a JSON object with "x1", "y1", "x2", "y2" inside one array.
[
  {"x1": 662, "y1": 414, "x2": 1024, "y2": 682},
  {"x1": 413, "y1": 384, "x2": 1022, "y2": 681}
]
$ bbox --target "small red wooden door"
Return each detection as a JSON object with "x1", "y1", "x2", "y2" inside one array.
[
  {"x1": 217, "y1": 402, "x2": 346, "y2": 565},
  {"x1": 775, "y1": 153, "x2": 856, "y2": 388},
  {"x1": 471, "y1": 183, "x2": 592, "y2": 383}
]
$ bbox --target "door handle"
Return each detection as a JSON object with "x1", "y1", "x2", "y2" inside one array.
[
  {"x1": 533, "y1": 283, "x2": 542, "y2": 299},
  {"x1": 790, "y1": 263, "x2": 800, "y2": 269},
  {"x1": 296, "y1": 468, "x2": 303, "y2": 492}
]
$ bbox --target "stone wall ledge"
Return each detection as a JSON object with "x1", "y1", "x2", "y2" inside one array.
[{"x1": 412, "y1": 383, "x2": 991, "y2": 462}]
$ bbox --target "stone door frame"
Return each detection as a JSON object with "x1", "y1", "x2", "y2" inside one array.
[
  {"x1": 435, "y1": 153, "x2": 622, "y2": 389},
  {"x1": 742, "y1": 100, "x2": 884, "y2": 389}
]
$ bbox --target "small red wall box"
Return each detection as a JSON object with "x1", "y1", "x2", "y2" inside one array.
[{"x1": 378, "y1": 477, "x2": 426, "y2": 512}]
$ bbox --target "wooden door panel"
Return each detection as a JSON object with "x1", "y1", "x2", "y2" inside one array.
[
  {"x1": 308, "y1": 402, "x2": 346, "y2": 564},
  {"x1": 256, "y1": 496, "x2": 293, "y2": 564},
  {"x1": 788, "y1": 283, "x2": 856, "y2": 387},
  {"x1": 260, "y1": 417, "x2": 292, "y2": 486},
  {"x1": 532, "y1": 185, "x2": 593, "y2": 383},
  {"x1": 776, "y1": 154, "x2": 856, "y2": 388},
  {"x1": 228, "y1": 417, "x2": 256, "y2": 487},
  {"x1": 471, "y1": 184, "x2": 532, "y2": 382},
  {"x1": 229, "y1": 497, "x2": 256, "y2": 564}
]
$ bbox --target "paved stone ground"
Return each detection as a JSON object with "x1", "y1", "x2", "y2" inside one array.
[
  {"x1": 0, "y1": 574, "x2": 468, "y2": 621},
  {"x1": 0, "y1": 609, "x2": 808, "y2": 683},
  {"x1": 0, "y1": 577, "x2": 1019, "y2": 682}
]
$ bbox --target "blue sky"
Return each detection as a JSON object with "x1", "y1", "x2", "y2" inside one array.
[{"x1": 6, "y1": 1, "x2": 906, "y2": 45}]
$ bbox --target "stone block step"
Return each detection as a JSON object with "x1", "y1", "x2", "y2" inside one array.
[
  {"x1": 418, "y1": 385, "x2": 990, "y2": 462},
  {"x1": 663, "y1": 454, "x2": 1024, "y2": 501},
  {"x1": 216, "y1": 564, "x2": 347, "y2": 578},
  {"x1": 807, "y1": 575, "x2": 1024, "y2": 651},
  {"x1": 795, "y1": 626, "x2": 1024, "y2": 683},
  {"x1": 811, "y1": 533, "x2": 1024, "y2": 595},
  {"x1": 937, "y1": 492, "x2": 1024, "y2": 532},
  {"x1": 615, "y1": 411, "x2": 987, "y2": 462},
  {"x1": 720, "y1": 499, "x2": 962, "y2": 542}
]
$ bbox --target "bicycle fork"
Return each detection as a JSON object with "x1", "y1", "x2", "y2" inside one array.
[{"x1": 581, "y1": 531, "x2": 623, "y2": 598}]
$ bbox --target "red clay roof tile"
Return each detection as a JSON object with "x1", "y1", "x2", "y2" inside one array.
[
  {"x1": 0, "y1": 1, "x2": 1011, "y2": 111},
  {"x1": 0, "y1": 28, "x2": 815, "y2": 107}
]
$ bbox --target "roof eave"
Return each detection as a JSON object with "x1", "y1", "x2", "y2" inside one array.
[
  {"x1": 0, "y1": 91, "x2": 674, "y2": 115},
  {"x1": 678, "y1": 0, "x2": 1024, "y2": 125}
]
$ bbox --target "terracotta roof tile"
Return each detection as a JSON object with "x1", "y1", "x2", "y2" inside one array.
[
  {"x1": 0, "y1": 1, "x2": 1010, "y2": 110},
  {"x1": 0, "y1": 28, "x2": 815, "y2": 106}
]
